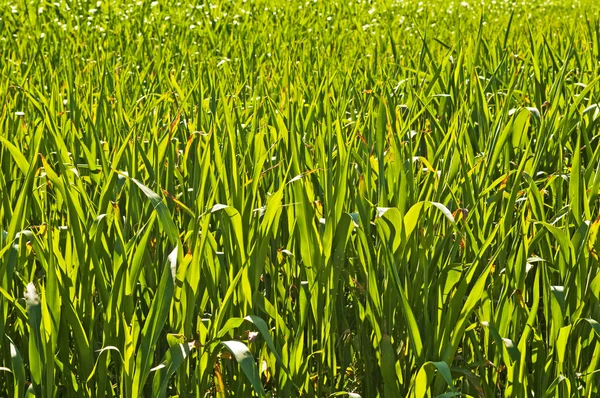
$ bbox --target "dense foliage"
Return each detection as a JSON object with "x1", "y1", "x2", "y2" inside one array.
[{"x1": 2, "y1": 0, "x2": 600, "y2": 396}]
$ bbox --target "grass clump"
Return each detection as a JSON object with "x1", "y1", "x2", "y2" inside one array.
[{"x1": 2, "y1": 0, "x2": 600, "y2": 396}]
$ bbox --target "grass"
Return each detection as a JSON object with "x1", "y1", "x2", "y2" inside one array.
[{"x1": 2, "y1": 0, "x2": 600, "y2": 396}]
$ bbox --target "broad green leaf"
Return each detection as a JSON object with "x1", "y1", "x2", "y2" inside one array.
[
  {"x1": 151, "y1": 341, "x2": 195, "y2": 397},
  {"x1": 222, "y1": 340, "x2": 265, "y2": 396},
  {"x1": 132, "y1": 247, "x2": 177, "y2": 396}
]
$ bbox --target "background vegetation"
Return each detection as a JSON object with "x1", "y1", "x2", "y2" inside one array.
[{"x1": 2, "y1": 0, "x2": 600, "y2": 396}]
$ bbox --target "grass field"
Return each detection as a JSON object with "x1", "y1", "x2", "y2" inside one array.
[{"x1": 2, "y1": 0, "x2": 600, "y2": 396}]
